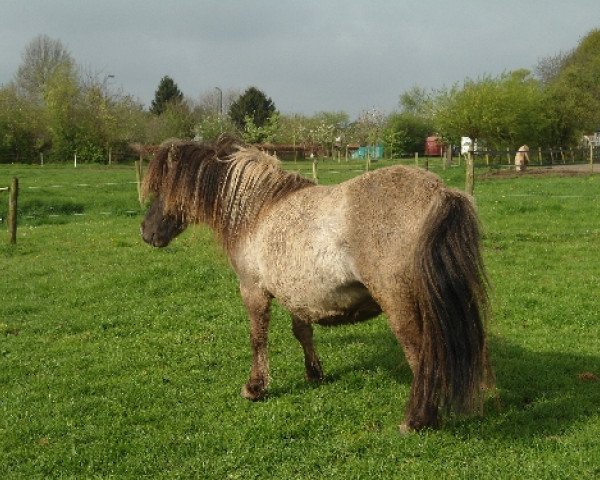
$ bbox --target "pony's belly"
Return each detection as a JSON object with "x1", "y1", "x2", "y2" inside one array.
[{"x1": 277, "y1": 280, "x2": 381, "y2": 324}]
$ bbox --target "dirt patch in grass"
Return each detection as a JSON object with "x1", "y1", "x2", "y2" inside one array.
[{"x1": 481, "y1": 163, "x2": 598, "y2": 179}]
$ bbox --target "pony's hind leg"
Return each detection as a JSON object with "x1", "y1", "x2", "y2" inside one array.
[
  {"x1": 239, "y1": 284, "x2": 271, "y2": 401},
  {"x1": 291, "y1": 316, "x2": 324, "y2": 382},
  {"x1": 381, "y1": 288, "x2": 440, "y2": 432}
]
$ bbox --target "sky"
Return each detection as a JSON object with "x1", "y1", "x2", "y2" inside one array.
[{"x1": 1, "y1": 1, "x2": 598, "y2": 119}]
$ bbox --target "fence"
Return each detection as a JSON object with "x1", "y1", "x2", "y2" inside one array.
[
  {"x1": 417, "y1": 144, "x2": 599, "y2": 168},
  {"x1": 0, "y1": 149, "x2": 140, "y2": 166},
  {"x1": 1, "y1": 178, "x2": 18, "y2": 244},
  {"x1": 2, "y1": 144, "x2": 598, "y2": 236}
]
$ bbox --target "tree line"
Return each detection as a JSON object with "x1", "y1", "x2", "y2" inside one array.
[{"x1": 1, "y1": 30, "x2": 599, "y2": 164}]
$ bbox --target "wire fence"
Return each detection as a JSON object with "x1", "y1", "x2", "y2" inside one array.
[{"x1": 2, "y1": 144, "x2": 599, "y2": 236}]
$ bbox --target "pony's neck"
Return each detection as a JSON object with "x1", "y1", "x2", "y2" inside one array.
[{"x1": 193, "y1": 148, "x2": 314, "y2": 251}]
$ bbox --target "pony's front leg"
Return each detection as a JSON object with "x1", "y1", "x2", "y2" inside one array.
[{"x1": 239, "y1": 284, "x2": 271, "y2": 401}]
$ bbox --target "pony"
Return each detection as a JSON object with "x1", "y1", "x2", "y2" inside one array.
[
  {"x1": 514, "y1": 145, "x2": 530, "y2": 172},
  {"x1": 140, "y1": 137, "x2": 493, "y2": 432}
]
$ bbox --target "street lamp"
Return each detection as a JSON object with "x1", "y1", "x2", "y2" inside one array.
[
  {"x1": 103, "y1": 74, "x2": 115, "y2": 89},
  {"x1": 215, "y1": 86, "x2": 223, "y2": 115}
]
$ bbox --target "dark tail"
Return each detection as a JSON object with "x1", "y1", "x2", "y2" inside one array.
[{"x1": 406, "y1": 189, "x2": 490, "y2": 430}]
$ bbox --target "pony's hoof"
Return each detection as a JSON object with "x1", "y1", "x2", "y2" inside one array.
[
  {"x1": 305, "y1": 362, "x2": 324, "y2": 382},
  {"x1": 398, "y1": 423, "x2": 415, "y2": 435},
  {"x1": 241, "y1": 383, "x2": 265, "y2": 401},
  {"x1": 305, "y1": 370, "x2": 324, "y2": 383}
]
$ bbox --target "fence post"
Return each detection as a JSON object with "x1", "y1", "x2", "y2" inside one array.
[
  {"x1": 414, "y1": 152, "x2": 418, "y2": 166},
  {"x1": 590, "y1": 144, "x2": 594, "y2": 173},
  {"x1": 506, "y1": 147, "x2": 511, "y2": 165},
  {"x1": 312, "y1": 157, "x2": 319, "y2": 184},
  {"x1": 444, "y1": 145, "x2": 452, "y2": 170},
  {"x1": 135, "y1": 159, "x2": 144, "y2": 206},
  {"x1": 8, "y1": 177, "x2": 18, "y2": 245},
  {"x1": 465, "y1": 152, "x2": 474, "y2": 195},
  {"x1": 538, "y1": 147, "x2": 542, "y2": 165}
]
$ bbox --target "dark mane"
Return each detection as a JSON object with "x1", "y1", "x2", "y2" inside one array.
[{"x1": 142, "y1": 136, "x2": 315, "y2": 249}]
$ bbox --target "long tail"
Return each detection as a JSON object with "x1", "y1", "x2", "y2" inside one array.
[{"x1": 407, "y1": 189, "x2": 490, "y2": 429}]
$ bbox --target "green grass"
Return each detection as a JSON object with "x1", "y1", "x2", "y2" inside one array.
[{"x1": 1, "y1": 160, "x2": 599, "y2": 478}]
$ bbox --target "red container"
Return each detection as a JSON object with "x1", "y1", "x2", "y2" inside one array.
[{"x1": 424, "y1": 136, "x2": 443, "y2": 156}]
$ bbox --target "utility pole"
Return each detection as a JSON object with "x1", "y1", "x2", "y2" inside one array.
[{"x1": 215, "y1": 87, "x2": 223, "y2": 115}]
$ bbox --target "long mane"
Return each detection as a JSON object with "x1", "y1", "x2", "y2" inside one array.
[{"x1": 142, "y1": 136, "x2": 315, "y2": 249}]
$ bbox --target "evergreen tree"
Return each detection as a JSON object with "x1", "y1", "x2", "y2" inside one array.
[
  {"x1": 228, "y1": 86, "x2": 275, "y2": 130},
  {"x1": 150, "y1": 76, "x2": 183, "y2": 115}
]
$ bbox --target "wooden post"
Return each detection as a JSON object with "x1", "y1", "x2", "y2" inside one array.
[
  {"x1": 560, "y1": 147, "x2": 565, "y2": 164},
  {"x1": 135, "y1": 160, "x2": 143, "y2": 205},
  {"x1": 444, "y1": 145, "x2": 452, "y2": 170},
  {"x1": 506, "y1": 147, "x2": 511, "y2": 165},
  {"x1": 312, "y1": 157, "x2": 319, "y2": 184},
  {"x1": 423, "y1": 157, "x2": 429, "y2": 171},
  {"x1": 590, "y1": 144, "x2": 594, "y2": 173},
  {"x1": 485, "y1": 153, "x2": 489, "y2": 166},
  {"x1": 538, "y1": 147, "x2": 542, "y2": 165},
  {"x1": 465, "y1": 152, "x2": 474, "y2": 195},
  {"x1": 570, "y1": 147, "x2": 574, "y2": 163},
  {"x1": 293, "y1": 136, "x2": 297, "y2": 163},
  {"x1": 414, "y1": 152, "x2": 418, "y2": 166},
  {"x1": 40, "y1": 152, "x2": 44, "y2": 166},
  {"x1": 8, "y1": 177, "x2": 18, "y2": 245},
  {"x1": 108, "y1": 147, "x2": 113, "y2": 165},
  {"x1": 550, "y1": 148, "x2": 554, "y2": 165}
]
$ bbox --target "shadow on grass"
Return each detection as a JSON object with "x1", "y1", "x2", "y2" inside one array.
[
  {"x1": 270, "y1": 327, "x2": 599, "y2": 438},
  {"x1": 481, "y1": 335, "x2": 600, "y2": 438}
]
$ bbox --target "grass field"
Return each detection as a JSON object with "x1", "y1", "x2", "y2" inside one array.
[{"x1": 1, "y1": 159, "x2": 599, "y2": 478}]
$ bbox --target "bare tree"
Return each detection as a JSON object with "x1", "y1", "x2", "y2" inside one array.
[
  {"x1": 534, "y1": 50, "x2": 571, "y2": 86},
  {"x1": 194, "y1": 88, "x2": 241, "y2": 116},
  {"x1": 15, "y1": 34, "x2": 74, "y2": 102}
]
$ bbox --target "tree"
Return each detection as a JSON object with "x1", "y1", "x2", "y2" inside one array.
[
  {"x1": 0, "y1": 83, "x2": 45, "y2": 163},
  {"x1": 384, "y1": 112, "x2": 434, "y2": 156},
  {"x1": 228, "y1": 87, "x2": 275, "y2": 130},
  {"x1": 150, "y1": 76, "x2": 184, "y2": 115},
  {"x1": 434, "y1": 70, "x2": 547, "y2": 149},
  {"x1": 242, "y1": 112, "x2": 280, "y2": 144},
  {"x1": 43, "y1": 63, "x2": 83, "y2": 161},
  {"x1": 399, "y1": 85, "x2": 434, "y2": 117},
  {"x1": 542, "y1": 29, "x2": 600, "y2": 143},
  {"x1": 193, "y1": 112, "x2": 238, "y2": 142},
  {"x1": 350, "y1": 108, "x2": 386, "y2": 146},
  {"x1": 535, "y1": 51, "x2": 571, "y2": 86},
  {"x1": 15, "y1": 34, "x2": 74, "y2": 103},
  {"x1": 146, "y1": 100, "x2": 194, "y2": 143}
]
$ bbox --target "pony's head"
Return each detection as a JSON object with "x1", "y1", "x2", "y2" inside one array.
[
  {"x1": 140, "y1": 136, "x2": 313, "y2": 249},
  {"x1": 141, "y1": 193, "x2": 187, "y2": 247},
  {"x1": 140, "y1": 141, "x2": 187, "y2": 247},
  {"x1": 140, "y1": 137, "x2": 235, "y2": 247}
]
